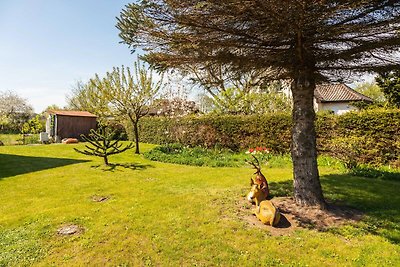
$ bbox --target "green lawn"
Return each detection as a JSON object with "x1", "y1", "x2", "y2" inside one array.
[
  {"x1": 0, "y1": 134, "x2": 39, "y2": 146},
  {"x1": 0, "y1": 144, "x2": 399, "y2": 266}
]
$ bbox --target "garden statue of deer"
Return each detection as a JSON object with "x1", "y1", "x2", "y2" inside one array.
[
  {"x1": 246, "y1": 155, "x2": 280, "y2": 226},
  {"x1": 248, "y1": 178, "x2": 281, "y2": 226},
  {"x1": 246, "y1": 155, "x2": 269, "y2": 201}
]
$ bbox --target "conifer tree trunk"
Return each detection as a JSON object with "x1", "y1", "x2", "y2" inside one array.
[{"x1": 291, "y1": 68, "x2": 326, "y2": 208}]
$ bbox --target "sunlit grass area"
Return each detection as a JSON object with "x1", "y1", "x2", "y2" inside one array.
[{"x1": 0, "y1": 143, "x2": 399, "y2": 266}]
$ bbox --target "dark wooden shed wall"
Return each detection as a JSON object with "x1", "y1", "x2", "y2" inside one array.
[{"x1": 56, "y1": 115, "x2": 97, "y2": 139}]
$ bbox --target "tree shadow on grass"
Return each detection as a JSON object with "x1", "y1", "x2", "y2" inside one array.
[
  {"x1": 322, "y1": 174, "x2": 400, "y2": 244},
  {"x1": 0, "y1": 153, "x2": 89, "y2": 180},
  {"x1": 349, "y1": 167, "x2": 400, "y2": 181},
  {"x1": 268, "y1": 174, "x2": 400, "y2": 244},
  {"x1": 91, "y1": 162, "x2": 154, "y2": 172}
]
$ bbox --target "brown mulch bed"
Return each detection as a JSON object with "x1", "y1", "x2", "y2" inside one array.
[{"x1": 239, "y1": 197, "x2": 364, "y2": 236}]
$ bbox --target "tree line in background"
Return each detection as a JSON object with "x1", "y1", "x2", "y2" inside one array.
[
  {"x1": 354, "y1": 71, "x2": 400, "y2": 109},
  {"x1": 1, "y1": 69, "x2": 398, "y2": 137},
  {"x1": 0, "y1": 91, "x2": 53, "y2": 136}
]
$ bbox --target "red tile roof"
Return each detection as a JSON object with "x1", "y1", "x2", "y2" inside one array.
[
  {"x1": 315, "y1": 84, "x2": 373, "y2": 103},
  {"x1": 48, "y1": 110, "x2": 97, "y2": 118}
]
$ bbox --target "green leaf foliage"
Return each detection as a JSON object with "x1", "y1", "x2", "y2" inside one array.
[
  {"x1": 139, "y1": 109, "x2": 400, "y2": 167},
  {"x1": 376, "y1": 71, "x2": 400, "y2": 108},
  {"x1": 21, "y1": 115, "x2": 44, "y2": 134},
  {"x1": 139, "y1": 113, "x2": 292, "y2": 154}
]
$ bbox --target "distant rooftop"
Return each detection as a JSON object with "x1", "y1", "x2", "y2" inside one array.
[
  {"x1": 48, "y1": 110, "x2": 97, "y2": 118},
  {"x1": 315, "y1": 84, "x2": 373, "y2": 103}
]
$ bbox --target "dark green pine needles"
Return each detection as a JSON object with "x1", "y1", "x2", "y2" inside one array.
[{"x1": 74, "y1": 126, "x2": 134, "y2": 165}]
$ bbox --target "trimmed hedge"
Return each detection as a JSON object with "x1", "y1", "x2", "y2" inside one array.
[
  {"x1": 138, "y1": 109, "x2": 400, "y2": 166},
  {"x1": 139, "y1": 113, "x2": 292, "y2": 154}
]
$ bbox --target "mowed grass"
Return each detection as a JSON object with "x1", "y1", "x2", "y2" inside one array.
[
  {"x1": 0, "y1": 144, "x2": 399, "y2": 266},
  {"x1": 0, "y1": 134, "x2": 23, "y2": 145},
  {"x1": 0, "y1": 134, "x2": 39, "y2": 146}
]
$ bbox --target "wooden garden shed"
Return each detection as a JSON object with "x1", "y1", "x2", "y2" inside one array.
[{"x1": 46, "y1": 110, "x2": 97, "y2": 142}]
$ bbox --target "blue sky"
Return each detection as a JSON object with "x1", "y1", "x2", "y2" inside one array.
[
  {"x1": 0, "y1": 0, "x2": 136, "y2": 112},
  {"x1": 0, "y1": 1, "x2": 375, "y2": 113}
]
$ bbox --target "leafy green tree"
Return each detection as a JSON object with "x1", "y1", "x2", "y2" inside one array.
[
  {"x1": 117, "y1": 1, "x2": 400, "y2": 207},
  {"x1": 74, "y1": 126, "x2": 134, "y2": 165},
  {"x1": 376, "y1": 71, "x2": 400, "y2": 108},
  {"x1": 209, "y1": 86, "x2": 291, "y2": 115},
  {"x1": 354, "y1": 82, "x2": 386, "y2": 103},
  {"x1": 90, "y1": 59, "x2": 164, "y2": 154},
  {"x1": 66, "y1": 80, "x2": 111, "y2": 122},
  {"x1": 43, "y1": 104, "x2": 62, "y2": 113},
  {"x1": 21, "y1": 115, "x2": 44, "y2": 134}
]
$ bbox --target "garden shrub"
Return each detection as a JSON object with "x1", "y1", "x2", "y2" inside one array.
[
  {"x1": 327, "y1": 136, "x2": 375, "y2": 169},
  {"x1": 107, "y1": 122, "x2": 128, "y2": 141},
  {"x1": 21, "y1": 134, "x2": 40, "y2": 145},
  {"x1": 21, "y1": 115, "x2": 45, "y2": 134},
  {"x1": 139, "y1": 114, "x2": 292, "y2": 153},
  {"x1": 139, "y1": 109, "x2": 400, "y2": 167},
  {"x1": 334, "y1": 109, "x2": 400, "y2": 167}
]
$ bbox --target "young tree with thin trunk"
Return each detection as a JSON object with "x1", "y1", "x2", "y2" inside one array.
[
  {"x1": 117, "y1": 1, "x2": 400, "y2": 208},
  {"x1": 74, "y1": 126, "x2": 134, "y2": 165},
  {"x1": 90, "y1": 60, "x2": 163, "y2": 154}
]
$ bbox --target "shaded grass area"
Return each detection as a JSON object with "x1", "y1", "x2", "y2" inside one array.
[
  {"x1": 323, "y1": 174, "x2": 400, "y2": 244},
  {"x1": 350, "y1": 165, "x2": 400, "y2": 181},
  {"x1": 0, "y1": 153, "x2": 88, "y2": 179},
  {"x1": 0, "y1": 143, "x2": 399, "y2": 266},
  {"x1": 269, "y1": 175, "x2": 400, "y2": 244}
]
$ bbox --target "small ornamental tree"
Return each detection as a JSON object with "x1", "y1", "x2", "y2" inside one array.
[
  {"x1": 89, "y1": 59, "x2": 164, "y2": 154},
  {"x1": 74, "y1": 126, "x2": 134, "y2": 165}
]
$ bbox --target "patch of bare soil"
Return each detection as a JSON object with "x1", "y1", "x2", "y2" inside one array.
[
  {"x1": 91, "y1": 195, "x2": 110, "y2": 202},
  {"x1": 238, "y1": 197, "x2": 364, "y2": 236},
  {"x1": 57, "y1": 224, "x2": 84, "y2": 236}
]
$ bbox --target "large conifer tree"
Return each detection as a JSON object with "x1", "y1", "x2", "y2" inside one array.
[{"x1": 117, "y1": 1, "x2": 400, "y2": 208}]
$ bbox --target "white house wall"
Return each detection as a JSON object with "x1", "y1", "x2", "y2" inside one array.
[{"x1": 317, "y1": 102, "x2": 357, "y2": 115}]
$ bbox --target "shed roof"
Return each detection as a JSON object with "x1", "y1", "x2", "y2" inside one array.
[
  {"x1": 48, "y1": 110, "x2": 97, "y2": 118},
  {"x1": 315, "y1": 84, "x2": 373, "y2": 103}
]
